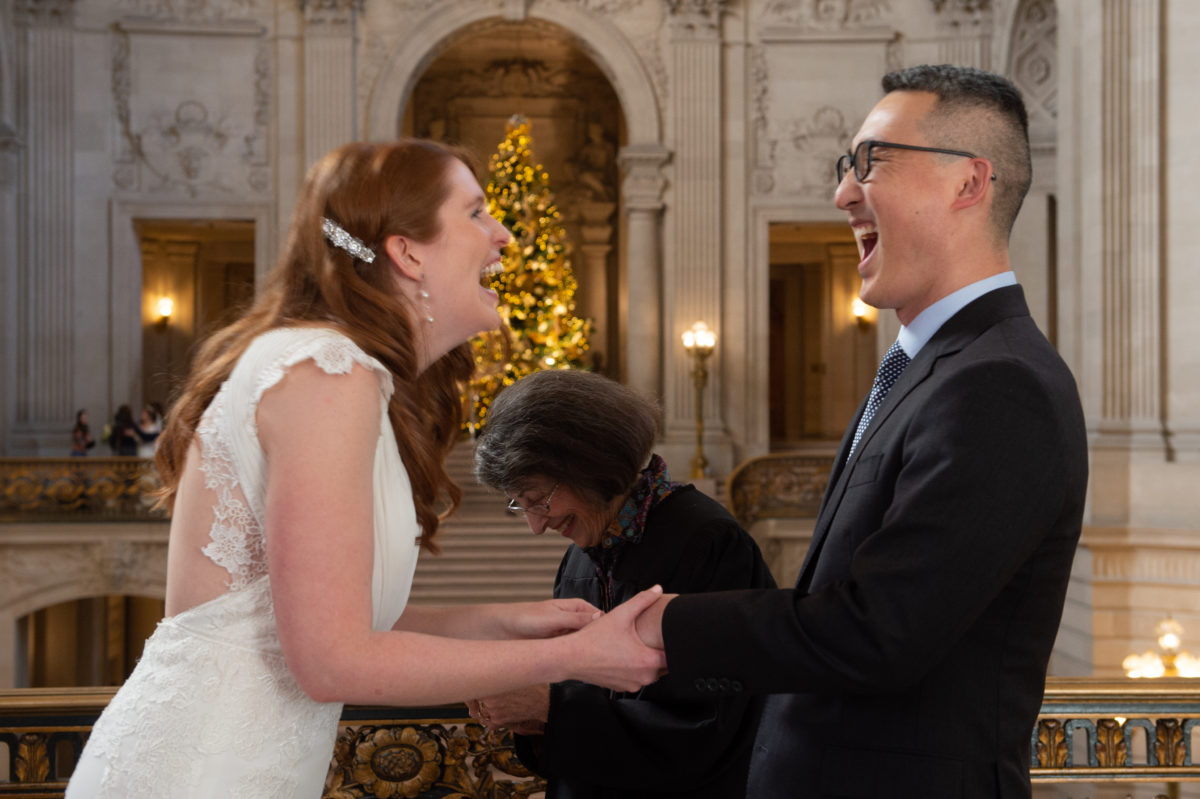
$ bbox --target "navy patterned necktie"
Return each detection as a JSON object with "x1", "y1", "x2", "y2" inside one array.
[{"x1": 848, "y1": 341, "x2": 911, "y2": 460}]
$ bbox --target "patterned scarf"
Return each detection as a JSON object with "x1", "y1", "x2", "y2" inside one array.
[{"x1": 583, "y1": 453, "x2": 680, "y2": 610}]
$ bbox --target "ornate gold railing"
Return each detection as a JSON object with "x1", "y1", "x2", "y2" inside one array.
[
  {"x1": 0, "y1": 688, "x2": 543, "y2": 798},
  {"x1": 726, "y1": 451, "x2": 834, "y2": 528},
  {"x1": 0, "y1": 458, "x2": 165, "y2": 522},
  {"x1": 1031, "y1": 679, "x2": 1200, "y2": 783},
  {"x1": 4, "y1": 681, "x2": 1200, "y2": 795}
]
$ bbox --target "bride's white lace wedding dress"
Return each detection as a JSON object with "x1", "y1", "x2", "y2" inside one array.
[{"x1": 67, "y1": 328, "x2": 421, "y2": 798}]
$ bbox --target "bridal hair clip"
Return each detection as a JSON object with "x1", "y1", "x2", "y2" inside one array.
[{"x1": 322, "y1": 217, "x2": 376, "y2": 264}]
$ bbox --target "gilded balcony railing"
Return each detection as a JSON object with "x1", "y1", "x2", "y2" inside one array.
[
  {"x1": 0, "y1": 458, "x2": 165, "y2": 523},
  {"x1": 0, "y1": 688, "x2": 544, "y2": 798},
  {"x1": 1031, "y1": 678, "x2": 1200, "y2": 783},
  {"x1": 2, "y1": 681, "x2": 1199, "y2": 795}
]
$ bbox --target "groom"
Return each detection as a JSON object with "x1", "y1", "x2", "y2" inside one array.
[{"x1": 636, "y1": 65, "x2": 1088, "y2": 797}]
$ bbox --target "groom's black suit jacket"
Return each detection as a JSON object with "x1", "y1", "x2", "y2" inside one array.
[{"x1": 663, "y1": 286, "x2": 1088, "y2": 798}]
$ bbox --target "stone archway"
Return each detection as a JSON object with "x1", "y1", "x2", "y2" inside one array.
[
  {"x1": 0, "y1": 524, "x2": 167, "y2": 688},
  {"x1": 364, "y1": 2, "x2": 669, "y2": 398},
  {"x1": 366, "y1": 3, "x2": 660, "y2": 146}
]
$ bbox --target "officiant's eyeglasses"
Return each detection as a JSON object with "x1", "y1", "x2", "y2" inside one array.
[
  {"x1": 507, "y1": 482, "x2": 560, "y2": 516},
  {"x1": 836, "y1": 139, "x2": 994, "y2": 184}
]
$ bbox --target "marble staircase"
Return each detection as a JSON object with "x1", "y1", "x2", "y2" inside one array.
[{"x1": 408, "y1": 442, "x2": 571, "y2": 606}]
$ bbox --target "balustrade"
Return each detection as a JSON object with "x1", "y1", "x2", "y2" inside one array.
[
  {"x1": 0, "y1": 457, "x2": 164, "y2": 522},
  {"x1": 2, "y1": 681, "x2": 1198, "y2": 795}
]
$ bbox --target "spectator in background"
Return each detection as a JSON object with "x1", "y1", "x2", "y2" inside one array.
[
  {"x1": 137, "y1": 403, "x2": 163, "y2": 458},
  {"x1": 71, "y1": 409, "x2": 96, "y2": 456},
  {"x1": 109, "y1": 405, "x2": 139, "y2": 456}
]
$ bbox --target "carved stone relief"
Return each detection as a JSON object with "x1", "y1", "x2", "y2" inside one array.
[
  {"x1": 413, "y1": 48, "x2": 621, "y2": 217},
  {"x1": 113, "y1": 0, "x2": 261, "y2": 22},
  {"x1": 110, "y1": 28, "x2": 271, "y2": 197},
  {"x1": 246, "y1": 41, "x2": 271, "y2": 192},
  {"x1": 15, "y1": 0, "x2": 76, "y2": 26},
  {"x1": 885, "y1": 28, "x2": 904, "y2": 71},
  {"x1": 930, "y1": 0, "x2": 993, "y2": 29},
  {"x1": 301, "y1": 0, "x2": 363, "y2": 26},
  {"x1": 759, "y1": 0, "x2": 891, "y2": 31},
  {"x1": 931, "y1": 0, "x2": 991, "y2": 16},
  {"x1": 384, "y1": 0, "x2": 443, "y2": 12},
  {"x1": 748, "y1": 43, "x2": 851, "y2": 197},
  {"x1": 666, "y1": 0, "x2": 728, "y2": 36},
  {"x1": 750, "y1": 45, "x2": 776, "y2": 194},
  {"x1": 768, "y1": 106, "x2": 853, "y2": 197},
  {"x1": 577, "y1": 0, "x2": 644, "y2": 11},
  {"x1": 357, "y1": 30, "x2": 389, "y2": 132},
  {"x1": 0, "y1": 539, "x2": 167, "y2": 609},
  {"x1": 1007, "y1": 0, "x2": 1056, "y2": 126},
  {"x1": 617, "y1": 146, "x2": 669, "y2": 209}
]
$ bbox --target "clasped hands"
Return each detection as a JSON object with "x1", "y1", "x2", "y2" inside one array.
[{"x1": 468, "y1": 587, "x2": 674, "y2": 733}]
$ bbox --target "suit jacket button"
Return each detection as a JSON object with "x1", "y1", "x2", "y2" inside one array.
[
  {"x1": 706, "y1": 678, "x2": 719, "y2": 692},
  {"x1": 717, "y1": 678, "x2": 731, "y2": 692},
  {"x1": 731, "y1": 680, "x2": 743, "y2": 692},
  {"x1": 694, "y1": 678, "x2": 707, "y2": 692}
]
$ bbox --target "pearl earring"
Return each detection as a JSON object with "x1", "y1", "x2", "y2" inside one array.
[{"x1": 418, "y1": 279, "x2": 434, "y2": 325}]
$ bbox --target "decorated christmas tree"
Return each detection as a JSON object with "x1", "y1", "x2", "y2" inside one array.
[{"x1": 466, "y1": 116, "x2": 591, "y2": 432}]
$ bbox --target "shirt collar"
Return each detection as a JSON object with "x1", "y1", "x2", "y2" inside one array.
[{"x1": 897, "y1": 271, "x2": 1017, "y2": 358}]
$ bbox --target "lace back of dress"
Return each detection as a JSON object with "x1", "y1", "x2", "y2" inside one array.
[{"x1": 196, "y1": 389, "x2": 268, "y2": 591}]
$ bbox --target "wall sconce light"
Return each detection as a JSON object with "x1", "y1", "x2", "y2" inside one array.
[
  {"x1": 681, "y1": 321, "x2": 717, "y2": 480},
  {"x1": 851, "y1": 297, "x2": 872, "y2": 330},
  {"x1": 1123, "y1": 615, "x2": 1200, "y2": 678},
  {"x1": 156, "y1": 297, "x2": 174, "y2": 330}
]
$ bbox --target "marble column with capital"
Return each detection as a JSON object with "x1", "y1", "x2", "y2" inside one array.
[
  {"x1": 301, "y1": 0, "x2": 361, "y2": 169},
  {"x1": 617, "y1": 145, "x2": 670, "y2": 403},
  {"x1": 575, "y1": 201, "x2": 617, "y2": 371},
  {"x1": 663, "y1": 0, "x2": 726, "y2": 473},
  {"x1": 1095, "y1": 0, "x2": 1163, "y2": 452},
  {"x1": 1062, "y1": 0, "x2": 1165, "y2": 534},
  {"x1": 8, "y1": 0, "x2": 76, "y2": 454}
]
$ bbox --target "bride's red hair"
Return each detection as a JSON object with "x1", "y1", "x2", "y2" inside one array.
[{"x1": 155, "y1": 139, "x2": 479, "y2": 553}]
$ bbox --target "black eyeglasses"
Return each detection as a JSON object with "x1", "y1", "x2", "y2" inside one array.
[
  {"x1": 506, "y1": 482, "x2": 559, "y2": 516},
  {"x1": 836, "y1": 139, "x2": 993, "y2": 184}
]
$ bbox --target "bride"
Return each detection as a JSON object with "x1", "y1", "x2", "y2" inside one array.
[{"x1": 66, "y1": 139, "x2": 665, "y2": 798}]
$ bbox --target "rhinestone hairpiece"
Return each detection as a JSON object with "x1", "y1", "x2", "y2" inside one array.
[{"x1": 321, "y1": 217, "x2": 375, "y2": 264}]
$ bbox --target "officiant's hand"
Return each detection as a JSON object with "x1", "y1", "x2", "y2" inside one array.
[{"x1": 468, "y1": 684, "x2": 549, "y2": 733}]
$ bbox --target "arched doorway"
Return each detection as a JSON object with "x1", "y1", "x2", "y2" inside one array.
[
  {"x1": 365, "y1": 2, "x2": 667, "y2": 398},
  {"x1": 404, "y1": 18, "x2": 625, "y2": 376},
  {"x1": 16, "y1": 595, "x2": 163, "y2": 688}
]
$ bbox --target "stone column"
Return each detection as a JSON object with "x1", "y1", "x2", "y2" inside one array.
[
  {"x1": 1061, "y1": 0, "x2": 1179, "y2": 679},
  {"x1": 617, "y1": 145, "x2": 670, "y2": 402},
  {"x1": 664, "y1": 0, "x2": 726, "y2": 471},
  {"x1": 575, "y1": 201, "x2": 617, "y2": 371},
  {"x1": 301, "y1": 0, "x2": 361, "y2": 168},
  {"x1": 1077, "y1": 0, "x2": 1165, "y2": 537},
  {"x1": 9, "y1": 0, "x2": 75, "y2": 454},
  {"x1": 1096, "y1": 0, "x2": 1162, "y2": 449}
]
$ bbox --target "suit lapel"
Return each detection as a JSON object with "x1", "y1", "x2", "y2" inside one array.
[{"x1": 792, "y1": 285, "x2": 1031, "y2": 590}]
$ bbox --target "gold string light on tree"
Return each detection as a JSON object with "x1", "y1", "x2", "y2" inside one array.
[{"x1": 466, "y1": 115, "x2": 592, "y2": 433}]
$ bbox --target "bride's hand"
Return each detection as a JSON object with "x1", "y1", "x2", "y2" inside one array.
[
  {"x1": 563, "y1": 586, "x2": 667, "y2": 692},
  {"x1": 502, "y1": 598, "x2": 601, "y2": 639}
]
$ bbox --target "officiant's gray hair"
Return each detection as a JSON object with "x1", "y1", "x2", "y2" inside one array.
[{"x1": 474, "y1": 369, "x2": 660, "y2": 508}]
